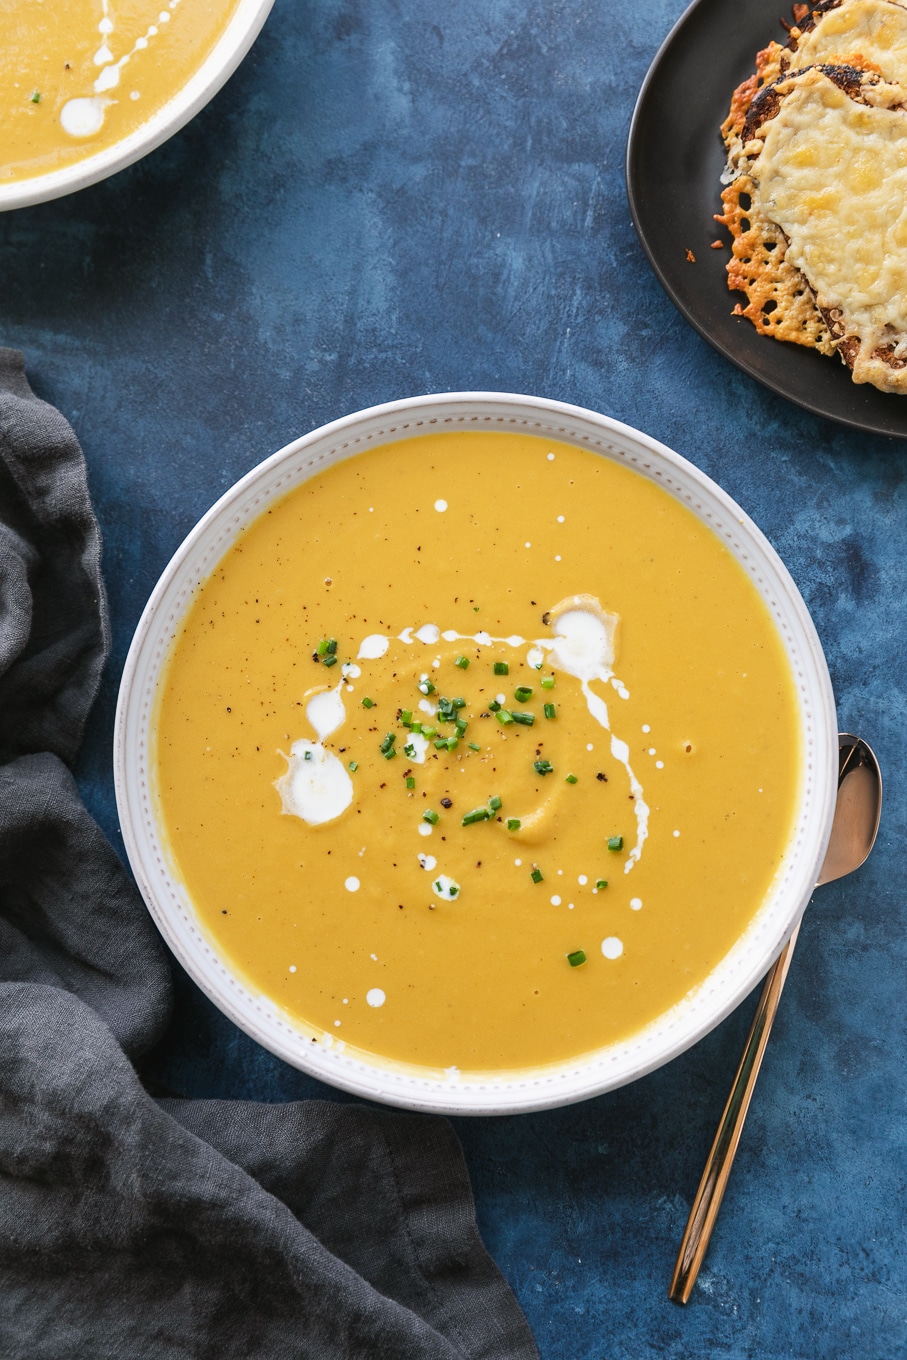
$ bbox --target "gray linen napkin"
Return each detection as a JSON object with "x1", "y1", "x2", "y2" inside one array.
[{"x1": 0, "y1": 349, "x2": 539, "y2": 1360}]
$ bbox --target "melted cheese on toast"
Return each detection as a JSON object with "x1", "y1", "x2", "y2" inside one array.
[
  {"x1": 749, "y1": 68, "x2": 907, "y2": 389},
  {"x1": 718, "y1": 2, "x2": 907, "y2": 392},
  {"x1": 790, "y1": 0, "x2": 907, "y2": 80}
]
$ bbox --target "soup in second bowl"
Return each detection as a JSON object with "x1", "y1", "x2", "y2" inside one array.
[
  {"x1": 2, "y1": 0, "x2": 243, "y2": 187},
  {"x1": 153, "y1": 430, "x2": 802, "y2": 1076}
]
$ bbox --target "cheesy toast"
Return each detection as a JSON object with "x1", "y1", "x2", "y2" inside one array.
[{"x1": 718, "y1": 0, "x2": 907, "y2": 393}]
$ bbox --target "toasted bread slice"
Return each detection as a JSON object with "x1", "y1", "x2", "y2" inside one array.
[
  {"x1": 736, "y1": 65, "x2": 907, "y2": 391},
  {"x1": 789, "y1": 0, "x2": 907, "y2": 80},
  {"x1": 719, "y1": 33, "x2": 907, "y2": 392},
  {"x1": 722, "y1": 0, "x2": 907, "y2": 162}
]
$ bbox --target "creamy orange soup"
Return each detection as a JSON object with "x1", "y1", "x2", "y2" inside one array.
[
  {"x1": 154, "y1": 432, "x2": 801, "y2": 1075},
  {"x1": 2, "y1": 0, "x2": 242, "y2": 185}
]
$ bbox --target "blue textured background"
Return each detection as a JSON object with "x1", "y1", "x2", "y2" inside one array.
[{"x1": 2, "y1": 1, "x2": 904, "y2": 1355}]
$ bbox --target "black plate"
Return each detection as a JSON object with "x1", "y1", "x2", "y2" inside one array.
[{"x1": 626, "y1": 0, "x2": 907, "y2": 439}]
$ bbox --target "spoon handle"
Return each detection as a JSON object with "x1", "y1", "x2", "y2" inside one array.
[{"x1": 668, "y1": 921, "x2": 801, "y2": 1304}]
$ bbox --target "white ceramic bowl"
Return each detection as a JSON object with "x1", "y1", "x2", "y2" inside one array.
[
  {"x1": 0, "y1": 0, "x2": 274, "y2": 213},
  {"x1": 115, "y1": 393, "x2": 838, "y2": 1115}
]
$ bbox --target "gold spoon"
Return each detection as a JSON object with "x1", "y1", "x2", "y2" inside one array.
[{"x1": 669, "y1": 733, "x2": 883, "y2": 1305}]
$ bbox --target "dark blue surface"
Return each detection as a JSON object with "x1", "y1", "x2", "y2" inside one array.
[{"x1": 2, "y1": 2, "x2": 905, "y2": 1355}]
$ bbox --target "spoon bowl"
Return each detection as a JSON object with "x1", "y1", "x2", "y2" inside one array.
[{"x1": 817, "y1": 735, "x2": 882, "y2": 887}]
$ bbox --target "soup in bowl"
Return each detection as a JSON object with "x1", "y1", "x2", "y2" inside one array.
[
  {"x1": 0, "y1": 0, "x2": 274, "y2": 211},
  {"x1": 115, "y1": 394, "x2": 837, "y2": 1113}
]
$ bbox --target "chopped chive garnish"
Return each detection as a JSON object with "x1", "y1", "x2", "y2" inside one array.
[
  {"x1": 400, "y1": 709, "x2": 413, "y2": 726},
  {"x1": 567, "y1": 950, "x2": 587, "y2": 968},
  {"x1": 543, "y1": 703, "x2": 556, "y2": 720},
  {"x1": 410, "y1": 720, "x2": 422, "y2": 734},
  {"x1": 361, "y1": 697, "x2": 375, "y2": 709},
  {"x1": 467, "y1": 742, "x2": 481, "y2": 752},
  {"x1": 506, "y1": 818, "x2": 521, "y2": 831},
  {"x1": 455, "y1": 655, "x2": 470, "y2": 669},
  {"x1": 488, "y1": 700, "x2": 502, "y2": 712},
  {"x1": 349, "y1": 761, "x2": 359, "y2": 772},
  {"x1": 406, "y1": 776, "x2": 415, "y2": 789},
  {"x1": 530, "y1": 866, "x2": 543, "y2": 883},
  {"x1": 565, "y1": 773, "x2": 578, "y2": 784},
  {"x1": 493, "y1": 661, "x2": 509, "y2": 675},
  {"x1": 383, "y1": 748, "x2": 397, "y2": 760},
  {"x1": 533, "y1": 759, "x2": 553, "y2": 775},
  {"x1": 511, "y1": 711, "x2": 535, "y2": 726},
  {"x1": 489, "y1": 795, "x2": 502, "y2": 811},
  {"x1": 326, "y1": 639, "x2": 338, "y2": 655},
  {"x1": 421, "y1": 725, "x2": 436, "y2": 737},
  {"x1": 455, "y1": 718, "x2": 468, "y2": 736},
  {"x1": 514, "y1": 685, "x2": 533, "y2": 703},
  {"x1": 496, "y1": 709, "x2": 515, "y2": 726},
  {"x1": 316, "y1": 638, "x2": 335, "y2": 656},
  {"x1": 30, "y1": 91, "x2": 41, "y2": 103},
  {"x1": 423, "y1": 810, "x2": 439, "y2": 824},
  {"x1": 434, "y1": 739, "x2": 448, "y2": 750},
  {"x1": 322, "y1": 655, "x2": 338, "y2": 668},
  {"x1": 449, "y1": 884, "x2": 459, "y2": 898},
  {"x1": 446, "y1": 736, "x2": 459, "y2": 751},
  {"x1": 452, "y1": 697, "x2": 466, "y2": 710},
  {"x1": 595, "y1": 879, "x2": 608, "y2": 891},
  {"x1": 379, "y1": 732, "x2": 396, "y2": 753},
  {"x1": 540, "y1": 676, "x2": 555, "y2": 690},
  {"x1": 462, "y1": 807, "x2": 490, "y2": 825},
  {"x1": 607, "y1": 836, "x2": 624, "y2": 851},
  {"x1": 303, "y1": 751, "x2": 312, "y2": 761},
  {"x1": 419, "y1": 679, "x2": 436, "y2": 695},
  {"x1": 403, "y1": 744, "x2": 416, "y2": 758}
]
